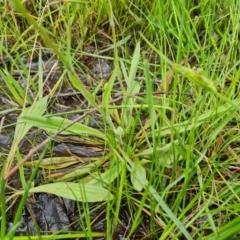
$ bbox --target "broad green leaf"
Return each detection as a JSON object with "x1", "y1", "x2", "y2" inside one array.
[
  {"x1": 15, "y1": 96, "x2": 48, "y2": 138},
  {"x1": 19, "y1": 115, "x2": 107, "y2": 140},
  {"x1": 28, "y1": 182, "x2": 113, "y2": 202},
  {"x1": 135, "y1": 141, "x2": 179, "y2": 157},
  {"x1": 113, "y1": 126, "x2": 124, "y2": 144},
  {"x1": 130, "y1": 158, "x2": 146, "y2": 192},
  {"x1": 88, "y1": 163, "x2": 123, "y2": 186}
]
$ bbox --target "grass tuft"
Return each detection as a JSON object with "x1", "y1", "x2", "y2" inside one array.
[{"x1": 0, "y1": 0, "x2": 239, "y2": 239}]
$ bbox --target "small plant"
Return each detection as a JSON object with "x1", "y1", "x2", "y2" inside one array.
[{"x1": 0, "y1": 0, "x2": 240, "y2": 239}]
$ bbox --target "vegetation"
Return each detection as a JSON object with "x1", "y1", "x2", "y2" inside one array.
[{"x1": 0, "y1": 0, "x2": 240, "y2": 239}]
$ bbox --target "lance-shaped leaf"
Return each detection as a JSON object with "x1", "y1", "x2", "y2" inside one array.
[
  {"x1": 5, "y1": 96, "x2": 48, "y2": 173},
  {"x1": 19, "y1": 115, "x2": 107, "y2": 140},
  {"x1": 27, "y1": 182, "x2": 113, "y2": 202}
]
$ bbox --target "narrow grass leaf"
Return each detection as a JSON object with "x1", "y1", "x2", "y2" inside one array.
[
  {"x1": 102, "y1": 67, "x2": 118, "y2": 126},
  {"x1": 144, "y1": 59, "x2": 157, "y2": 141},
  {"x1": 53, "y1": 156, "x2": 108, "y2": 182},
  {"x1": 5, "y1": 232, "x2": 105, "y2": 240},
  {"x1": 116, "y1": 146, "x2": 192, "y2": 239},
  {"x1": 0, "y1": 108, "x2": 20, "y2": 116},
  {"x1": 9, "y1": 0, "x2": 101, "y2": 112},
  {"x1": 134, "y1": 100, "x2": 240, "y2": 141},
  {"x1": 140, "y1": 32, "x2": 240, "y2": 111},
  {"x1": 122, "y1": 42, "x2": 141, "y2": 125},
  {"x1": 0, "y1": 69, "x2": 25, "y2": 106},
  {"x1": 24, "y1": 156, "x2": 81, "y2": 169},
  {"x1": 37, "y1": 50, "x2": 43, "y2": 99},
  {"x1": 204, "y1": 215, "x2": 240, "y2": 240},
  {"x1": 127, "y1": 41, "x2": 141, "y2": 91}
]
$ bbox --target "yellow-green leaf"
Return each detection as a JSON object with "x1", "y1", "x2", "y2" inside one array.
[
  {"x1": 28, "y1": 182, "x2": 113, "y2": 202},
  {"x1": 130, "y1": 158, "x2": 146, "y2": 192},
  {"x1": 19, "y1": 115, "x2": 106, "y2": 140},
  {"x1": 24, "y1": 156, "x2": 81, "y2": 169}
]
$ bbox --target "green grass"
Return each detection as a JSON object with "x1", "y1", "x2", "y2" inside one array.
[{"x1": 0, "y1": 0, "x2": 240, "y2": 239}]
